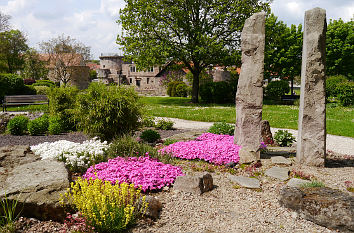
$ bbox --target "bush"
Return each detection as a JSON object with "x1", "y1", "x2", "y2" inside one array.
[
  {"x1": 326, "y1": 75, "x2": 348, "y2": 98},
  {"x1": 33, "y1": 86, "x2": 50, "y2": 95},
  {"x1": 155, "y1": 119, "x2": 174, "y2": 130},
  {"x1": 140, "y1": 129, "x2": 161, "y2": 143},
  {"x1": 175, "y1": 83, "x2": 188, "y2": 97},
  {"x1": 48, "y1": 116, "x2": 64, "y2": 135},
  {"x1": 208, "y1": 122, "x2": 235, "y2": 135},
  {"x1": 104, "y1": 135, "x2": 160, "y2": 159},
  {"x1": 0, "y1": 73, "x2": 30, "y2": 100},
  {"x1": 200, "y1": 79, "x2": 237, "y2": 104},
  {"x1": 23, "y1": 79, "x2": 36, "y2": 85},
  {"x1": 32, "y1": 79, "x2": 56, "y2": 87},
  {"x1": 265, "y1": 80, "x2": 290, "y2": 99},
  {"x1": 76, "y1": 83, "x2": 144, "y2": 141},
  {"x1": 141, "y1": 115, "x2": 156, "y2": 127},
  {"x1": 163, "y1": 138, "x2": 179, "y2": 146},
  {"x1": 167, "y1": 81, "x2": 185, "y2": 97},
  {"x1": 48, "y1": 87, "x2": 79, "y2": 131},
  {"x1": 27, "y1": 115, "x2": 49, "y2": 135},
  {"x1": 62, "y1": 177, "x2": 147, "y2": 233},
  {"x1": 336, "y1": 81, "x2": 354, "y2": 106},
  {"x1": 274, "y1": 130, "x2": 296, "y2": 147},
  {"x1": 7, "y1": 115, "x2": 29, "y2": 135},
  {"x1": 23, "y1": 85, "x2": 37, "y2": 95}
]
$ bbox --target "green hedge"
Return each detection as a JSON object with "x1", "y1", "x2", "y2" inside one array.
[
  {"x1": 0, "y1": 73, "x2": 36, "y2": 100},
  {"x1": 200, "y1": 78, "x2": 238, "y2": 104},
  {"x1": 167, "y1": 81, "x2": 186, "y2": 97},
  {"x1": 265, "y1": 80, "x2": 290, "y2": 100}
]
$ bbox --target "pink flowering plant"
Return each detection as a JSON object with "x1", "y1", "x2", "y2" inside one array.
[
  {"x1": 83, "y1": 155, "x2": 184, "y2": 192},
  {"x1": 159, "y1": 133, "x2": 241, "y2": 165}
]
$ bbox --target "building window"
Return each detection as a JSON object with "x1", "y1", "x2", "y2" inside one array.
[
  {"x1": 129, "y1": 78, "x2": 132, "y2": 84},
  {"x1": 147, "y1": 78, "x2": 150, "y2": 84},
  {"x1": 103, "y1": 65, "x2": 105, "y2": 68},
  {"x1": 148, "y1": 67, "x2": 153, "y2": 72},
  {"x1": 130, "y1": 66, "x2": 136, "y2": 72},
  {"x1": 136, "y1": 79, "x2": 141, "y2": 87}
]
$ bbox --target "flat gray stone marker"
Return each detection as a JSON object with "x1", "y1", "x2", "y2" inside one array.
[
  {"x1": 228, "y1": 175, "x2": 261, "y2": 189},
  {"x1": 271, "y1": 156, "x2": 292, "y2": 165},
  {"x1": 234, "y1": 12, "x2": 266, "y2": 164},
  {"x1": 297, "y1": 7, "x2": 327, "y2": 167},
  {"x1": 265, "y1": 167, "x2": 289, "y2": 181},
  {"x1": 287, "y1": 178, "x2": 311, "y2": 188}
]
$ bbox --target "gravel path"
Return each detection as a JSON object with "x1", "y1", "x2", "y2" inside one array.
[{"x1": 158, "y1": 117, "x2": 354, "y2": 156}]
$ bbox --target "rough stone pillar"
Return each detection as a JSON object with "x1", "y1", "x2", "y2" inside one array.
[
  {"x1": 234, "y1": 12, "x2": 266, "y2": 164},
  {"x1": 297, "y1": 7, "x2": 327, "y2": 167}
]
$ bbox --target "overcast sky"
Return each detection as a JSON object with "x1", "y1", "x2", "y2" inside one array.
[{"x1": 1, "y1": 0, "x2": 353, "y2": 59}]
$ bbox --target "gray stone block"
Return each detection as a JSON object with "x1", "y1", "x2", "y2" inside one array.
[
  {"x1": 228, "y1": 175, "x2": 261, "y2": 189},
  {"x1": 265, "y1": 167, "x2": 289, "y2": 181}
]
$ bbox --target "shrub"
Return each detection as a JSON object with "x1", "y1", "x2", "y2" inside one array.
[
  {"x1": 33, "y1": 86, "x2": 50, "y2": 95},
  {"x1": 76, "y1": 83, "x2": 144, "y2": 141},
  {"x1": 27, "y1": 115, "x2": 49, "y2": 135},
  {"x1": 140, "y1": 129, "x2": 161, "y2": 143},
  {"x1": 32, "y1": 79, "x2": 56, "y2": 87},
  {"x1": 200, "y1": 79, "x2": 237, "y2": 104},
  {"x1": 48, "y1": 116, "x2": 64, "y2": 135},
  {"x1": 23, "y1": 79, "x2": 36, "y2": 85},
  {"x1": 23, "y1": 85, "x2": 37, "y2": 95},
  {"x1": 141, "y1": 115, "x2": 155, "y2": 127},
  {"x1": 7, "y1": 115, "x2": 29, "y2": 135},
  {"x1": 300, "y1": 180, "x2": 325, "y2": 188},
  {"x1": 274, "y1": 130, "x2": 296, "y2": 147},
  {"x1": 163, "y1": 138, "x2": 179, "y2": 146},
  {"x1": 48, "y1": 86, "x2": 79, "y2": 131},
  {"x1": 104, "y1": 135, "x2": 159, "y2": 158},
  {"x1": 265, "y1": 80, "x2": 290, "y2": 99},
  {"x1": 326, "y1": 75, "x2": 348, "y2": 98},
  {"x1": 336, "y1": 81, "x2": 354, "y2": 106},
  {"x1": 208, "y1": 122, "x2": 235, "y2": 135},
  {"x1": 199, "y1": 82, "x2": 214, "y2": 103},
  {"x1": 62, "y1": 177, "x2": 147, "y2": 232},
  {"x1": 0, "y1": 73, "x2": 31, "y2": 100},
  {"x1": 155, "y1": 119, "x2": 174, "y2": 130},
  {"x1": 175, "y1": 83, "x2": 188, "y2": 97},
  {"x1": 167, "y1": 81, "x2": 185, "y2": 97}
]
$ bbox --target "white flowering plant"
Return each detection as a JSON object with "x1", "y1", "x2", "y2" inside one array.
[{"x1": 31, "y1": 138, "x2": 109, "y2": 172}]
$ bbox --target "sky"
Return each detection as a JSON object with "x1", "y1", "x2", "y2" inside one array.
[{"x1": 1, "y1": 0, "x2": 353, "y2": 59}]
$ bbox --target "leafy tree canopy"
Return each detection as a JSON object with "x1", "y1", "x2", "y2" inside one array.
[{"x1": 117, "y1": 0, "x2": 271, "y2": 103}]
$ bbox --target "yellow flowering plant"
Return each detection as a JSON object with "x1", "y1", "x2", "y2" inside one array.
[{"x1": 61, "y1": 177, "x2": 148, "y2": 233}]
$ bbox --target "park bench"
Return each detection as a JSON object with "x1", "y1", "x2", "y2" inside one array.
[
  {"x1": 281, "y1": 94, "x2": 300, "y2": 104},
  {"x1": 2, "y1": 95, "x2": 48, "y2": 112}
]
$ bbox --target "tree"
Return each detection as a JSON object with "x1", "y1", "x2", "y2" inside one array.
[
  {"x1": 0, "y1": 29, "x2": 28, "y2": 73},
  {"x1": 39, "y1": 35, "x2": 91, "y2": 86},
  {"x1": 264, "y1": 14, "x2": 302, "y2": 95},
  {"x1": 326, "y1": 19, "x2": 354, "y2": 80},
  {"x1": 22, "y1": 48, "x2": 49, "y2": 80},
  {"x1": 0, "y1": 11, "x2": 11, "y2": 32},
  {"x1": 118, "y1": 0, "x2": 271, "y2": 103}
]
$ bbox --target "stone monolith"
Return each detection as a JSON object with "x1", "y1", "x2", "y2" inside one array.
[
  {"x1": 297, "y1": 8, "x2": 327, "y2": 167},
  {"x1": 234, "y1": 12, "x2": 266, "y2": 163}
]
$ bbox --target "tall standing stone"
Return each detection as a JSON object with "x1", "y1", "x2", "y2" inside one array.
[
  {"x1": 234, "y1": 12, "x2": 266, "y2": 163},
  {"x1": 297, "y1": 8, "x2": 327, "y2": 167}
]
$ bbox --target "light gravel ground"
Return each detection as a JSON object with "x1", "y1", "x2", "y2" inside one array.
[{"x1": 158, "y1": 117, "x2": 354, "y2": 156}]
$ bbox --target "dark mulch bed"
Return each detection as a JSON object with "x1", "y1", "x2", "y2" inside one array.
[{"x1": 0, "y1": 129, "x2": 187, "y2": 148}]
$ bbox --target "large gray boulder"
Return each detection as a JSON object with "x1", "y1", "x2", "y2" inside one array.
[
  {"x1": 234, "y1": 12, "x2": 266, "y2": 164},
  {"x1": 173, "y1": 173, "x2": 213, "y2": 195},
  {"x1": 297, "y1": 7, "x2": 327, "y2": 167},
  {"x1": 0, "y1": 146, "x2": 70, "y2": 222},
  {"x1": 279, "y1": 186, "x2": 354, "y2": 232}
]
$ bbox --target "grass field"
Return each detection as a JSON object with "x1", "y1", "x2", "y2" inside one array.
[{"x1": 142, "y1": 97, "x2": 354, "y2": 138}]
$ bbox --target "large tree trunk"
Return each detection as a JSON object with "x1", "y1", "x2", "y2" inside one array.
[{"x1": 191, "y1": 71, "x2": 200, "y2": 103}]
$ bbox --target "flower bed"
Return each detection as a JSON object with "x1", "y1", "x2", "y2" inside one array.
[
  {"x1": 83, "y1": 156, "x2": 184, "y2": 192},
  {"x1": 30, "y1": 137, "x2": 109, "y2": 167},
  {"x1": 159, "y1": 133, "x2": 241, "y2": 165}
]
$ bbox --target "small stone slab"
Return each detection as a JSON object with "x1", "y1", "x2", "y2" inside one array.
[
  {"x1": 271, "y1": 156, "x2": 292, "y2": 165},
  {"x1": 287, "y1": 178, "x2": 311, "y2": 188},
  {"x1": 228, "y1": 175, "x2": 261, "y2": 189},
  {"x1": 173, "y1": 173, "x2": 213, "y2": 195},
  {"x1": 265, "y1": 167, "x2": 289, "y2": 181}
]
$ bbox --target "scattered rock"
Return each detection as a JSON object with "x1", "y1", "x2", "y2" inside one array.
[
  {"x1": 279, "y1": 186, "x2": 354, "y2": 232},
  {"x1": 271, "y1": 156, "x2": 292, "y2": 165},
  {"x1": 228, "y1": 175, "x2": 261, "y2": 189},
  {"x1": 164, "y1": 130, "x2": 205, "y2": 141},
  {"x1": 287, "y1": 178, "x2": 311, "y2": 188},
  {"x1": 265, "y1": 167, "x2": 289, "y2": 181},
  {"x1": 142, "y1": 196, "x2": 163, "y2": 219},
  {"x1": 0, "y1": 145, "x2": 70, "y2": 222},
  {"x1": 225, "y1": 162, "x2": 237, "y2": 168},
  {"x1": 173, "y1": 173, "x2": 213, "y2": 195},
  {"x1": 261, "y1": 120, "x2": 273, "y2": 144}
]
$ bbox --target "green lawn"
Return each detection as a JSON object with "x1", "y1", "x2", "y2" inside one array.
[{"x1": 142, "y1": 97, "x2": 354, "y2": 138}]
